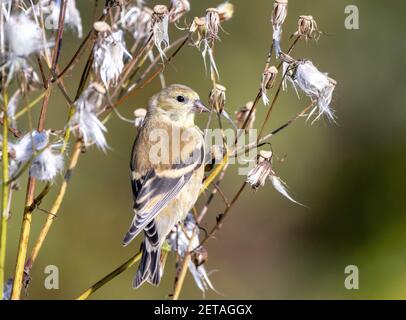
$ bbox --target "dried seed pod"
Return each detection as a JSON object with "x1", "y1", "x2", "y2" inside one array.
[
  {"x1": 247, "y1": 150, "x2": 273, "y2": 190},
  {"x1": 235, "y1": 101, "x2": 255, "y2": 131},
  {"x1": 152, "y1": 5, "x2": 170, "y2": 60},
  {"x1": 209, "y1": 84, "x2": 226, "y2": 113},
  {"x1": 217, "y1": 2, "x2": 234, "y2": 22},
  {"x1": 93, "y1": 21, "x2": 112, "y2": 33},
  {"x1": 205, "y1": 8, "x2": 221, "y2": 42},
  {"x1": 271, "y1": 0, "x2": 288, "y2": 27},
  {"x1": 294, "y1": 15, "x2": 320, "y2": 40},
  {"x1": 286, "y1": 60, "x2": 336, "y2": 122},
  {"x1": 169, "y1": 0, "x2": 191, "y2": 22},
  {"x1": 271, "y1": 0, "x2": 288, "y2": 56},
  {"x1": 190, "y1": 16, "x2": 206, "y2": 34},
  {"x1": 261, "y1": 66, "x2": 278, "y2": 105},
  {"x1": 93, "y1": 27, "x2": 132, "y2": 88},
  {"x1": 263, "y1": 66, "x2": 278, "y2": 90},
  {"x1": 134, "y1": 108, "x2": 147, "y2": 127},
  {"x1": 192, "y1": 247, "x2": 208, "y2": 267}
]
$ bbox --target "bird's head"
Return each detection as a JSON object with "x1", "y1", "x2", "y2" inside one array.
[{"x1": 149, "y1": 84, "x2": 209, "y2": 127}]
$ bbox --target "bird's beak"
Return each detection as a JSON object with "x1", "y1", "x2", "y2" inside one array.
[{"x1": 193, "y1": 100, "x2": 210, "y2": 113}]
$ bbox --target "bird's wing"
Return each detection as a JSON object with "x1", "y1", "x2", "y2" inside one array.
[{"x1": 123, "y1": 142, "x2": 204, "y2": 246}]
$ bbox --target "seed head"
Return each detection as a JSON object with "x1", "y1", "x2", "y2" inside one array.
[
  {"x1": 261, "y1": 66, "x2": 278, "y2": 105},
  {"x1": 169, "y1": 0, "x2": 191, "y2": 22},
  {"x1": 217, "y1": 2, "x2": 234, "y2": 22},
  {"x1": 192, "y1": 247, "x2": 208, "y2": 267},
  {"x1": 93, "y1": 26, "x2": 131, "y2": 88},
  {"x1": 48, "y1": 0, "x2": 83, "y2": 38},
  {"x1": 152, "y1": 5, "x2": 170, "y2": 60},
  {"x1": 294, "y1": 15, "x2": 320, "y2": 40},
  {"x1": 205, "y1": 8, "x2": 221, "y2": 43},
  {"x1": 134, "y1": 108, "x2": 147, "y2": 127},
  {"x1": 166, "y1": 213, "x2": 216, "y2": 295},
  {"x1": 246, "y1": 149, "x2": 303, "y2": 205},
  {"x1": 271, "y1": 0, "x2": 288, "y2": 56},
  {"x1": 121, "y1": 6, "x2": 153, "y2": 41},
  {"x1": 10, "y1": 131, "x2": 64, "y2": 182},
  {"x1": 247, "y1": 150, "x2": 273, "y2": 189},
  {"x1": 287, "y1": 59, "x2": 337, "y2": 122},
  {"x1": 5, "y1": 13, "x2": 47, "y2": 58},
  {"x1": 70, "y1": 83, "x2": 108, "y2": 151},
  {"x1": 271, "y1": 0, "x2": 288, "y2": 27},
  {"x1": 209, "y1": 84, "x2": 226, "y2": 113},
  {"x1": 235, "y1": 101, "x2": 255, "y2": 131}
]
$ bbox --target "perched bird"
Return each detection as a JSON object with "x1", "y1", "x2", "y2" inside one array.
[{"x1": 123, "y1": 84, "x2": 208, "y2": 288}]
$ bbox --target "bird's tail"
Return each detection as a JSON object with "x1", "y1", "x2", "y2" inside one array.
[{"x1": 133, "y1": 239, "x2": 162, "y2": 288}]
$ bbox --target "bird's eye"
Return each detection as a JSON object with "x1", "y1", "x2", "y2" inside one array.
[{"x1": 176, "y1": 95, "x2": 185, "y2": 103}]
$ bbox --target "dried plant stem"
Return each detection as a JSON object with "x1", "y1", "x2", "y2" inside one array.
[
  {"x1": 172, "y1": 228, "x2": 197, "y2": 300},
  {"x1": 0, "y1": 90, "x2": 9, "y2": 293},
  {"x1": 199, "y1": 183, "x2": 247, "y2": 248},
  {"x1": 11, "y1": 177, "x2": 36, "y2": 299},
  {"x1": 233, "y1": 102, "x2": 314, "y2": 157},
  {"x1": 257, "y1": 73, "x2": 287, "y2": 141},
  {"x1": 76, "y1": 251, "x2": 142, "y2": 300},
  {"x1": 11, "y1": 1, "x2": 68, "y2": 299},
  {"x1": 14, "y1": 92, "x2": 46, "y2": 120},
  {"x1": 24, "y1": 140, "x2": 83, "y2": 278},
  {"x1": 111, "y1": 34, "x2": 191, "y2": 110}
]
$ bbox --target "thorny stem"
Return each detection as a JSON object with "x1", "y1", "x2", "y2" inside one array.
[
  {"x1": 0, "y1": 90, "x2": 9, "y2": 294},
  {"x1": 76, "y1": 251, "x2": 142, "y2": 300},
  {"x1": 11, "y1": 0, "x2": 68, "y2": 299}
]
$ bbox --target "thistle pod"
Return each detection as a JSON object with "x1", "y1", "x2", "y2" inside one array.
[
  {"x1": 263, "y1": 66, "x2": 278, "y2": 90},
  {"x1": 235, "y1": 101, "x2": 255, "y2": 131},
  {"x1": 93, "y1": 23, "x2": 131, "y2": 88},
  {"x1": 286, "y1": 59, "x2": 337, "y2": 122},
  {"x1": 271, "y1": 0, "x2": 288, "y2": 27},
  {"x1": 70, "y1": 83, "x2": 108, "y2": 151},
  {"x1": 294, "y1": 15, "x2": 320, "y2": 40},
  {"x1": 261, "y1": 66, "x2": 278, "y2": 105},
  {"x1": 217, "y1": 2, "x2": 234, "y2": 22},
  {"x1": 152, "y1": 5, "x2": 170, "y2": 60},
  {"x1": 169, "y1": 0, "x2": 191, "y2": 23},
  {"x1": 271, "y1": 0, "x2": 288, "y2": 56},
  {"x1": 209, "y1": 84, "x2": 226, "y2": 113},
  {"x1": 134, "y1": 108, "x2": 147, "y2": 128},
  {"x1": 190, "y1": 16, "x2": 206, "y2": 35},
  {"x1": 93, "y1": 21, "x2": 112, "y2": 33},
  {"x1": 192, "y1": 247, "x2": 208, "y2": 267},
  {"x1": 205, "y1": 8, "x2": 221, "y2": 42},
  {"x1": 246, "y1": 150, "x2": 273, "y2": 190}
]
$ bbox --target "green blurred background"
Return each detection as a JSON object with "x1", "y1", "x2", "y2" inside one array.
[{"x1": 4, "y1": 0, "x2": 406, "y2": 299}]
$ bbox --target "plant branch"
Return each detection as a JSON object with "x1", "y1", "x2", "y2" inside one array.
[
  {"x1": 76, "y1": 251, "x2": 142, "y2": 300},
  {"x1": 24, "y1": 140, "x2": 83, "y2": 283},
  {"x1": 11, "y1": 0, "x2": 68, "y2": 299}
]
